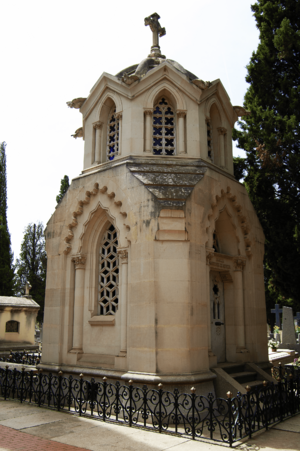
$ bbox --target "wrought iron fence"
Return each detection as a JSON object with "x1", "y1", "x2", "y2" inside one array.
[
  {"x1": 0, "y1": 351, "x2": 41, "y2": 366},
  {"x1": 0, "y1": 364, "x2": 299, "y2": 447}
]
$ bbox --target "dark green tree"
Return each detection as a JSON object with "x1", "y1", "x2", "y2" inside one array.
[
  {"x1": 56, "y1": 175, "x2": 69, "y2": 204},
  {"x1": 15, "y1": 223, "x2": 47, "y2": 321},
  {"x1": 0, "y1": 142, "x2": 14, "y2": 296},
  {"x1": 233, "y1": 0, "x2": 300, "y2": 320}
]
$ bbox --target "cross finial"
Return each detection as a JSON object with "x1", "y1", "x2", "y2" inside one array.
[
  {"x1": 25, "y1": 282, "x2": 32, "y2": 296},
  {"x1": 144, "y1": 13, "x2": 166, "y2": 59}
]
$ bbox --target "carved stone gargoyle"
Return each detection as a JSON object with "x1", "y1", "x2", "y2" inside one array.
[
  {"x1": 233, "y1": 106, "x2": 251, "y2": 117},
  {"x1": 192, "y1": 79, "x2": 211, "y2": 90},
  {"x1": 122, "y1": 74, "x2": 140, "y2": 86},
  {"x1": 71, "y1": 127, "x2": 83, "y2": 139},
  {"x1": 67, "y1": 98, "x2": 87, "y2": 109}
]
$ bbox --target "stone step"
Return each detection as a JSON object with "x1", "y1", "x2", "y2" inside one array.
[{"x1": 231, "y1": 371, "x2": 257, "y2": 384}]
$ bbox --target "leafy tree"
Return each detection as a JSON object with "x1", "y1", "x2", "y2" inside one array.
[
  {"x1": 56, "y1": 175, "x2": 69, "y2": 204},
  {"x1": 15, "y1": 223, "x2": 47, "y2": 321},
  {"x1": 0, "y1": 142, "x2": 14, "y2": 296},
  {"x1": 233, "y1": 0, "x2": 300, "y2": 318}
]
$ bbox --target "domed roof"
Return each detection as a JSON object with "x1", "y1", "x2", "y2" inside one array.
[{"x1": 115, "y1": 58, "x2": 198, "y2": 82}]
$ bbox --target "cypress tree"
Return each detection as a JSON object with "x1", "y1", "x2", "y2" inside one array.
[
  {"x1": 0, "y1": 142, "x2": 14, "y2": 296},
  {"x1": 15, "y1": 223, "x2": 47, "y2": 321},
  {"x1": 56, "y1": 175, "x2": 69, "y2": 204},
  {"x1": 233, "y1": 0, "x2": 300, "y2": 318}
]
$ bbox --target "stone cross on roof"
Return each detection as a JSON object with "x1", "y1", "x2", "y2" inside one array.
[
  {"x1": 25, "y1": 282, "x2": 32, "y2": 296},
  {"x1": 145, "y1": 13, "x2": 166, "y2": 59}
]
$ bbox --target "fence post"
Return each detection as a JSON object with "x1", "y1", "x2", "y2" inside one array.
[
  {"x1": 102, "y1": 377, "x2": 107, "y2": 421},
  {"x1": 47, "y1": 372, "x2": 52, "y2": 407},
  {"x1": 20, "y1": 367, "x2": 25, "y2": 403},
  {"x1": 278, "y1": 377, "x2": 283, "y2": 422},
  {"x1": 227, "y1": 391, "x2": 233, "y2": 448},
  {"x1": 57, "y1": 371, "x2": 63, "y2": 411},
  {"x1": 289, "y1": 373, "x2": 294, "y2": 415},
  {"x1": 128, "y1": 380, "x2": 133, "y2": 427},
  {"x1": 190, "y1": 387, "x2": 196, "y2": 440},
  {"x1": 158, "y1": 383, "x2": 163, "y2": 433},
  {"x1": 79, "y1": 373, "x2": 84, "y2": 417},
  {"x1": 4, "y1": 366, "x2": 9, "y2": 400},
  {"x1": 38, "y1": 369, "x2": 43, "y2": 407},
  {"x1": 245, "y1": 385, "x2": 252, "y2": 439},
  {"x1": 174, "y1": 388, "x2": 179, "y2": 434},
  {"x1": 262, "y1": 381, "x2": 269, "y2": 431},
  {"x1": 12, "y1": 368, "x2": 17, "y2": 399}
]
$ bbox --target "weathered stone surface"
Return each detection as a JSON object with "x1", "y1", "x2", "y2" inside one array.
[{"x1": 282, "y1": 306, "x2": 296, "y2": 345}]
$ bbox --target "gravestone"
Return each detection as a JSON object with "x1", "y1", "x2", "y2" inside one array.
[
  {"x1": 294, "y1": 312, "x2": 300, "y2": 326},
  {"x1": 271, "y1": 304, "x2": 282, "y2": 327},
  {"x1": 282, "y1": 307, "x2": 296, "y2": 345}
]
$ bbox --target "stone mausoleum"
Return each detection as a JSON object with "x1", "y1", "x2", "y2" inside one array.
[{"x1": 41, "y1": 14, "x2": 269, "y2": 392}]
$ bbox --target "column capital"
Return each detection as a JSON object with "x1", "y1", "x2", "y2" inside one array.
[
  {"x1": 72, "y1": 254, "x2": 86, "y2": 269},
  {"x1": 144, "y1": 109, "x2": 153, "y2": 116},
  {"x1": 115, "y1": 112, "x2": 122, "y2": 120},
  {"x1": 217, "y1": 126, "x2": 227, "y2": 135},
  {"x1": 93, "y1": 121, "x2": 103, "y2": 130},
  {"x1": 233, "y1": 257, "x2": 246, "y2": 271},
  {"x1": 206, "y1": 248, "x2": 215, "y2": 265},
  {"x1": 118, "y1": 248, "x2": 128, "y2": 264},
  {"x1": 177, "y1": 110, "x2": 186, "y2": 118}
]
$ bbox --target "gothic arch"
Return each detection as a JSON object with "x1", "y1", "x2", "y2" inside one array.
[
  {"x1": 205, "y1": 186, "x2": 252, "y2": 257},
  {"x1": 63, "y1": 181, "x2": 131, "y2": 255},
  {"x1": 144, "y1": 81, "x2": 186, "y2": 112},
  {"x1": 205, "y1": 97, "x2": 224, "y2": 125},
  {"x1": 96, "y1": 89, "x2": 123, "y2": 119}
]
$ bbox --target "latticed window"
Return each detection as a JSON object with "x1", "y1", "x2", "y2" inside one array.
[
  {"x1": 207, "y1": 120, "x2": 212, "y2": 160},
  {"x1": 152, "y1": 98, "x2": 175, "y2": 155},
  {"x1": 98, "y1": 224, "x2": 119, "y2": 315},
  {"x1": 107, "y1": 108, "x2": 119, "y2": 161}
]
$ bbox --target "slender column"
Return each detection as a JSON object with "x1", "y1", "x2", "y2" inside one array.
[
  {"x1": 71, "y1": 255, "x2": 86, "y2": 351},
  {"x1": 118, "y1": 249, "x2": 128, "y2": 353},
  {"x1": 233, "y1": 258, "x2": 246, "y2": 349},
  {"x1": 177, "y1": 111, "x2": 186, "y2": 154},
  {"x1": 217, "y1": 127, "x2": 227, "y2": 167},
  {"x1": 93, "y1": 121, "x2": 103, "y2": 164},
  {"x1": 206, "y1": 249, "x2": 215, "y2": 353},
  {"x1": 115, "y1": 113, "x2": 122, "y2": 156},
  {"x1": 144, "y1": 110, "x2": 153, "y2": 153}
]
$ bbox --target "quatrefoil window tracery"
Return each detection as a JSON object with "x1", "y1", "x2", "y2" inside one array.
[
  {"x1": 152, "y1": 98, "x2": 175, "y2": 156},
  {"x1": 98, "y1": 224, "x2": 119, "y2": 315},
  {"x1": 107, "y1": 108, "x2": 119, "y2": 161}
]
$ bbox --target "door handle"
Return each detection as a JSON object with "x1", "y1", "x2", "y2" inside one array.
[{"x1": 215, "y1": 322, "x2": 224, "y2": 326}]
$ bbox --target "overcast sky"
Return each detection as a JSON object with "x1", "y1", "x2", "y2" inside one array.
[{"x1": 0, "y1": 0, "x2": 259, "y2": 260}]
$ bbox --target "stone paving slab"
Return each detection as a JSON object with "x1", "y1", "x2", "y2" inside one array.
[{"x1": 0, "y1": 399, "x2": 300, "y2": 450}]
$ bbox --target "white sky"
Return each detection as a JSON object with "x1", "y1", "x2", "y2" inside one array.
[{"x1": 0, "y1": 0, "x2": 259, "y2": 260}]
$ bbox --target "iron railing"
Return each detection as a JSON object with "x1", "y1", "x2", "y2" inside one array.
[
  {"x1": 0, "y1": 351, "x2": 41, "y2": 366},
  {"x1": 0, "y1": 364, "x2": 299, "y2": 447}
]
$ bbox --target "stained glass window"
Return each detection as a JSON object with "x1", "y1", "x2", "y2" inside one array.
[
  {"x1": 98, "y1": 224, "x2": 119, "y2": 315},
  {"x1": 107, "y1": 108, "x2": 119, "y2": 161},
  {"x1": 152, "y1": 98, "x2": 175, "y2": 155}
]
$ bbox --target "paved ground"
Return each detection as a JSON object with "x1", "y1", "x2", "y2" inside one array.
[{"x1": 0, "y1": 399, "x2": 299, "y2": 451}]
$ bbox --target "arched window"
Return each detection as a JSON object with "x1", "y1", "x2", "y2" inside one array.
[
  {"x1": 98, "y1": 224, "x2": 119, "y2": 315},
  {"x1": 152, "y1": 98, "x2": 175, "y2": 155},
  {"x1": 107, "y1": 108, "x2": 119, "y2": 161}
]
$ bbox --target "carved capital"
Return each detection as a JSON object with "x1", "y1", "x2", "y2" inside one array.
[
  {"x1": 217, "y1": 127, "x2": 227, "y2": 135},
  {"x1": 144, "y1": 109, "x2": 153, "y2": 116},
  {"x1": 118, "y1": 248, "x2": 128, "y2": 264},
  {"x1": 206, "y1": 248, "x2": 215, "y2": 265},
  {"x1": 93, "y1": 121, "x2": 103, "y2": 130},
  {"x1": 72, "y1": 254, "x2": 86, "y2": 269},
  {"x1": 115, "y1": 112, "x2": 122, "y2": 120},
  {"x1": 177, "y1": 111, "x2": 186, "y2": 119},
  {"x1": 233, "y1": 258, "x2": 246, "y2": 271}
]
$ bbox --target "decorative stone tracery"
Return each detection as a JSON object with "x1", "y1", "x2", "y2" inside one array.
[{"x1": 152, "y1": 97, "x2": 175, "y2": 155}]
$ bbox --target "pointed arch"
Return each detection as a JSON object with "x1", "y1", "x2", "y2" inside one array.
[{"x1": 144, "y1": 81, "x2": 187, "y2": 111}]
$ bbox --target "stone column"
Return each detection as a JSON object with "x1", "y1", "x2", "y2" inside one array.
[
  {"x1": 144, "y1": 110, "x2": 153, "y2": 153},
  {"x1": 217, "y1": 127, "x2": 227, "y2": 167},
  {"x1": 206, "y1": 249, "x2": 214, "y2": 354},
  {"x1": 118, "y1": 249, "x2": 128, "y2": 354},
  {"x1": 177, "y1": 111, "x2": 186, "y2": 154},
  {"x1": 71, "y1": 255, "x2": 86, "y2": 351},
  {"x1": 233, "y1": 258, "x2": 246, "y2": 350},
  {"x1": 93, "y1": 121, "x2": 103, "y2": 164},
  {"x1": 116, "y1": 112, "x2": 122, "y2": 156}
]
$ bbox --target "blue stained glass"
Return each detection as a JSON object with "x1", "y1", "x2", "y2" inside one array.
[
  {"x1": 153, "y1": 127, "x2": 162, "y2": 136},
  {"x1": 153, "y1": 138, "x2": 162, "y2": 146},
  {"x1": 165, "y1": 107, "x2": 173, "y2": 115},
  {"x1": 153, "y1": 116, "x2": 162, "y2": 125},
  {"x1": 154, "y1": 106, "x2": 162, "y2": 114},
  {"x1": 153, "y1": 148, "x2": 162, "y2": 155}
]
